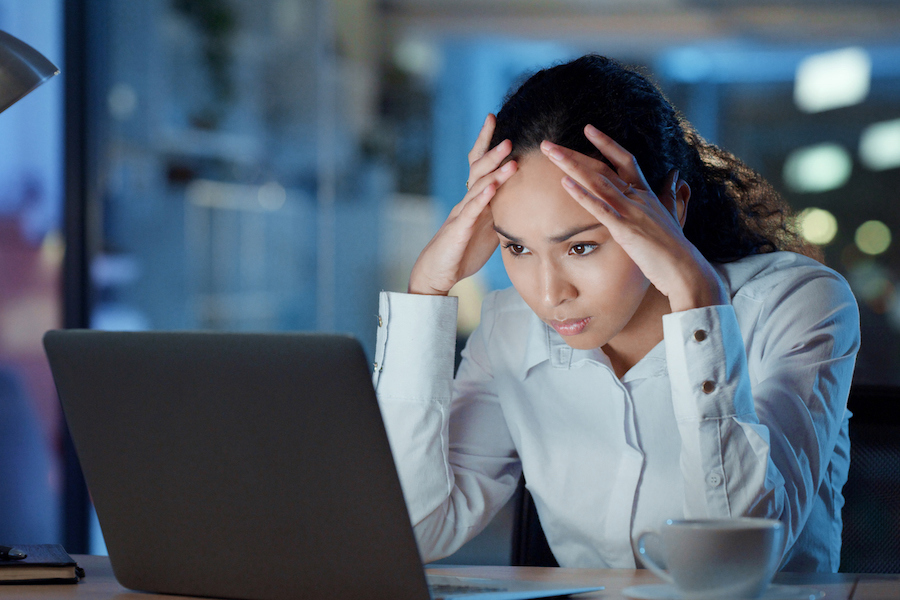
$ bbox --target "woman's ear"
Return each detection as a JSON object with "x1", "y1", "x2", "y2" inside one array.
[
  {"x1": 675, "y1": 178, "x2": 690, "y2": 228},
  {"x1": 661, "y1": 169, "x2": 690, "y2": 228}
]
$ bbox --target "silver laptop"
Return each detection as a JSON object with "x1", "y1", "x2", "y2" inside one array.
[{"x1": 44, "y1": 330, "x2": 602, "y2": 600}]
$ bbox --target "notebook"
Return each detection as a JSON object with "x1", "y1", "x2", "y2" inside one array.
[{"x1": 44, "y1": 330, "x2": 602, "y2": 600}]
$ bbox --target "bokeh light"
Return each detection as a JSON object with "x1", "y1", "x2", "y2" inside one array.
[
  {"x1": 797, "y1": 207, "x2": 838, "y2": 245},
  {"x1": 855, "y1": 220, "x2": 892, "y2": 256},
  {"x1": 258, "y1": 181, "x2": 287, "y2": 211},
  {"x1": 393, "y1": 38, "x2": 442, "y2": 78},
  {"x1": 859, "y1": 118, "x2": 900, "y2": 171},
  {"x1": 794, "y1": 47, "x2": 871, "y2": 113},
  {"x1": 783, "y1": 143, "x2": 852, "y2": 193}
]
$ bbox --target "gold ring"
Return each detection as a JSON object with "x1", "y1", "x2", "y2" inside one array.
[{"x1": 466, "y1": 180, "x2": 470, "y2": 190}]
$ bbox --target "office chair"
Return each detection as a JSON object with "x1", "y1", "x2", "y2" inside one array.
[
  {"x1": 511, "y1": 384, "x2": 900, "y2": 572},
  {"x1": 510, "y1": 478, "x2": 557, "y2": 567},
  {"x1": 839, "y1": 384, "x2": 900, "y2": 573}
]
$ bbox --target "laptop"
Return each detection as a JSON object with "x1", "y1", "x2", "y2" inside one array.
[{"x1": 44, "y1": 330, "x2": 602, "y2": 600}]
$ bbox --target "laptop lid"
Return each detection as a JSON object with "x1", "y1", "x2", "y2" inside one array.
[{"x1": 44, "y1": 330, "x2": 430, "y2": 600}]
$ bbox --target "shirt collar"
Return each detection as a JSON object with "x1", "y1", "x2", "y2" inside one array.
[
  {"x1": 517, "y1": 311, "x2": 668, "y2": 382},
  {"x1": 518, "y1": 313, "x2": 610, "y2": 380}
]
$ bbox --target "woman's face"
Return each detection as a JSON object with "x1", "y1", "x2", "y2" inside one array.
[{"x1": 490, "y1": 151, "x2": 651, "y2": 350}]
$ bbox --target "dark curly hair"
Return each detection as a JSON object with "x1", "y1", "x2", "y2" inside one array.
[{"x1": 489, "y1": 54, "x2": 817, "y2": 263}]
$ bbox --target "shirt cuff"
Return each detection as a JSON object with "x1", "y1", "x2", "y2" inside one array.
[
  {"x1": 663, "y1": 304, "x2": 755, "y2": 422},
  {"x1": 373, "y1": 291, "x2": 458, "y2": 403}
]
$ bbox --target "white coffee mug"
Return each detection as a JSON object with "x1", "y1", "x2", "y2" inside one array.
[{"x1": 635, "y1": 518, "x2": 786, "y2": 600}]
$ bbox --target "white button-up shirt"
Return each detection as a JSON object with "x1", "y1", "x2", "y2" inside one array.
[{"x1": 373, "y1": 251, "x2": 860, "y2": 572}]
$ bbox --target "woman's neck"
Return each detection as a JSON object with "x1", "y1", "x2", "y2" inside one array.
[{"x1": 602, "y1": 285, "x2": 671, "y2": 379}]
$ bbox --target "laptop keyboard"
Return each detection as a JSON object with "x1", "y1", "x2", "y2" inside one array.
[{"x1": 429, "y1": 583, "x2": 509, "y2": 598}]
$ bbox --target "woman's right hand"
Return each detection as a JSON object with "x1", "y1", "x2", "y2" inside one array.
[{"x1": 408, "y1": 114, "x2": 518, "y2": 295}]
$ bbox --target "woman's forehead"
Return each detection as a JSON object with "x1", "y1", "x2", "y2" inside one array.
[{"x1": 491, "y1": 152, "x2": 601, "y2": 241}]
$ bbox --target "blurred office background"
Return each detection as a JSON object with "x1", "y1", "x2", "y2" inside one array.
[{"x1": 1, "y1": 0, "x2": 899, "y2": 562}]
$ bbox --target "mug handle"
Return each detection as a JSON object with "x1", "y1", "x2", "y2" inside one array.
[{"x1": 635, "y1": 530, "x2": 675, "y2": 585}]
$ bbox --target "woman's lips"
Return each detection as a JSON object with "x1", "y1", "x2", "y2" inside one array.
[{"x1": 549, "y1": 317, "x2": 590, "y2": 337}]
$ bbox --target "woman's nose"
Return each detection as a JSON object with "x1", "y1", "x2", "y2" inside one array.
[{"x1": 540, "y1": 263, "x2": 576, "y2": 307}]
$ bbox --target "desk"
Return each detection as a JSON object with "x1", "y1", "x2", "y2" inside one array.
[{"x1": 0, "y1": 556, "x2": 896, "y2": 600}]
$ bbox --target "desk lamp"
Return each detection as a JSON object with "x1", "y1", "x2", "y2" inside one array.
[{"x1": 0, "y1": 29, "x2": 59, "y2": 113}]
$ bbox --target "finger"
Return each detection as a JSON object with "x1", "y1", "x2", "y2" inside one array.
[
  {"x1": 541, "y1": 141, "x2": 631, "y2": 197},
  {"x1": 458, "y1": 182, "x2": 496, "y2": 225},
  {"x1": 468, "y1": 114, "x2": 497, "y2": 165},
  {"x1": 452, "y1": 180, "x2": 504, "y2": 241},
  {"x1": 450, "y1": 159, "x2": 518, "y2": 219},
  {"x1": 468, "y1": 158, "x2": 517, "y2": 204},
  {"x1": 583, "y1": 125, "x2": 650, "y2": 189},
  {"x1": 469, "y1": 139, "x2": 512, "y2": 185},
  {"x1": 562, "y1": 176, "x2": 623, "y2": 224}
]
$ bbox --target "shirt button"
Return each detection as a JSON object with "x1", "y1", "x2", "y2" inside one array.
[
  {"x1": 707, "y1": 472, "x2": 723, "y2": 487},
  {"x1": 377, "y1": 315, "x2": 383, "y2": 327},
  {"x1": 702, "y1": 380, "x2": 716, "y2": 394},
  {"x1": 693, "y1": 329, "x2": 707, "y2": 342},
  {"x1": 555, "y1": 346, "x2": 572, "y2": 365}
]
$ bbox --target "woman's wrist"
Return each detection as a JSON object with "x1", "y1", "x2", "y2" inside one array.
[
  {"x1": 407, "y1": 283, "x2": 449, "y2": 296},
  {"x1": 667, "y1": 258, "x2": 729, "y2": 313},
  {"x1": 407, "y1": 269, "x2": 451, "y2": 296}
]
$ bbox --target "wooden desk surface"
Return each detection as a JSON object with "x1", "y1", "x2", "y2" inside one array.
[{"x1": 0, "y1": 555, "x2": 895, "y2": 600}]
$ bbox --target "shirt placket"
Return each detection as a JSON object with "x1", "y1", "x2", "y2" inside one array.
[
  {"x1": 604, "y1": 377, "x2": 644, "y2": 567},
  {"x1": 549, "y1": 335, "x2": 646, "y2": 568}
]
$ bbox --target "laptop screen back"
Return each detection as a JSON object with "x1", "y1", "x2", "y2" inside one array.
[{"x1": 44, "y1": 330, "x2": 429, "y2": 600}]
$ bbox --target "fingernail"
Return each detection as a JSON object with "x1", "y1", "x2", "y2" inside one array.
[
  {"x1": 585, "y1": 124, "x2": 599, "y2": 137},
  {"x1": 484, "y1": 114, "x2": 491, "y2": 126},
  {"x1": 563, "y1": 176, "x2": 577, "y2": 189},
  {"x1": 542, "y1": 143, "x2": 563, "y2": 161},
  {"x1": 672, "y1": 170, "x2": 679, "y2": 191},
  {"x1": 501, "y1": 162, "x2": 513, "y2": 172}
]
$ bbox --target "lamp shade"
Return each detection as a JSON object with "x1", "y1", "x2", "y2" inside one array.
[{"x1": 0, "y1": 29, "x2": 59, "y2": 114}]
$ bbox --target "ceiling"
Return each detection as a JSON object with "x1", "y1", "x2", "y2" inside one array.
[{"x1": 378, "y1": 0, "x2": 900, "y2": 50}]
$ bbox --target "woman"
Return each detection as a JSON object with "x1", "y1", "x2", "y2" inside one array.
[{"x1": 372, "y1": 55, "x2": 859, "y2": 572}]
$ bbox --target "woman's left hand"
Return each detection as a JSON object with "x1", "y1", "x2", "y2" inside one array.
[{"x1": 541, "y1": 124, "x2": 728, "y2": 312}]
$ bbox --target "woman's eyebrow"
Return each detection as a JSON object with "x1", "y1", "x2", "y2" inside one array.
[
  {"x1": 493, "y1": 224, "x2": 522, "y2": 243},
  {"x1": 547, "y1": 223, "x2": 604, "y2": 244}
]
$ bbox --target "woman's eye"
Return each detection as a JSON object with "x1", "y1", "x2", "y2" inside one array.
[
  {"x1": 503, "y1": 243, "x2": 529, "y2": 256},
  {"x1": 570, "y1": 243, "x2": 598, "y2": 256}
]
